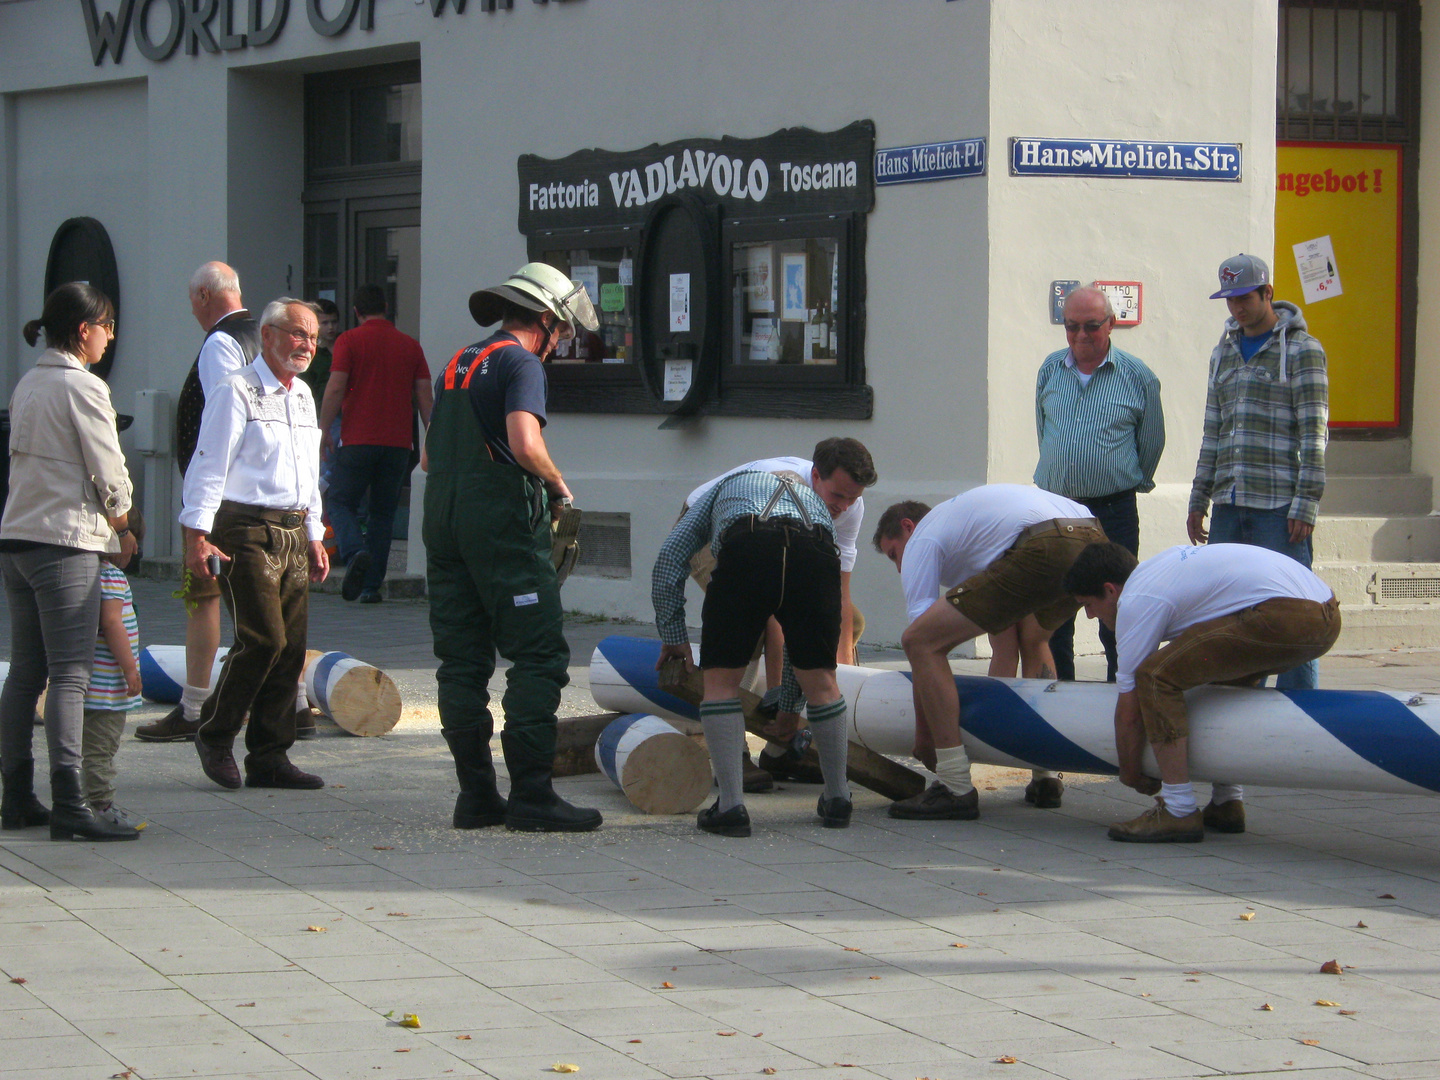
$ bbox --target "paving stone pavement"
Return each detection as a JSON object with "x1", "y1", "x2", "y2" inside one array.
[{"x1": 3, "y1": 580, "x2": 1440, "y2": 1079}]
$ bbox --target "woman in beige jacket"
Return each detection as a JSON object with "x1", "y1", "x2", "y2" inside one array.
[{"x1": 0, "y1": 282, "x2": 139, "y2": 841}]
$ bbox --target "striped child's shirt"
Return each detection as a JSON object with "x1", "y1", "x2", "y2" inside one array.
[{"x1": 85, "y1": 562, "x2": 141, "y2": 711}]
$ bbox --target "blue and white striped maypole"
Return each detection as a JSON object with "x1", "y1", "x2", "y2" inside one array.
[{"x1": 590, "y1": 635, "x2": 1440, "y2": 795}]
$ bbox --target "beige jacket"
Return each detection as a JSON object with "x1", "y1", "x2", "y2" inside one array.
[{"x1": 1, "y1": 349, "x2": 132, "y2": 553}]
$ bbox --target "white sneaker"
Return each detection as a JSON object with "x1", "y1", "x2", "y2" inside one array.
[{"x1": 93, "y1": 804, "x2": 147, "y2": 830}]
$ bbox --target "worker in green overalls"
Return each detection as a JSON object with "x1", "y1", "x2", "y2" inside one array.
[{"x1": 423, "y1": 262, "x2": 602, "y2": 832}]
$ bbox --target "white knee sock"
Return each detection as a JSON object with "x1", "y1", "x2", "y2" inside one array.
[
  {"x1": 806, "y1": 698, "x2": 850, "y2": 803},
  {"x1": 296, "y1": 683, "x2": 309, "y2": 713},
  {"x1": 180, "y1": 683, "x2": 211, "y2": 723},
  {"x1": 1210, "y1": 783, "x2": 1244, "y2": 805},
  {"x1": 933, "y1": 744, "x2": 975, "y2": 796},
  {"x1": 1160, "y1": 782, "x2": 1197, "y2": 817},
  {"x1": 699, "y1": 699, "x2": 747, "y2": 812}
]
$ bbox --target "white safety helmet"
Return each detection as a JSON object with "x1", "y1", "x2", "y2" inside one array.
[{"x1": 468, "y1": 261, "x2": 599, "y2": 340}]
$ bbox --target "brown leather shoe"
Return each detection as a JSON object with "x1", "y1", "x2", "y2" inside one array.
[
  {"x1": 245, "y1": 760, "x2": 324, "y2": 790},
  {"x1": 136, "y1": 705, "x2": 201, "y2": 743},
  {"x1": 1024, "y1": 775, "x2": 1065, "y2": 809},
  {"x1": 196, "y1": 737, "x2": 242, "y2": 790},
  {"x1": 888, "y1": 782, "x2": 979, "y2": 820},
  {"x1": 742, "y1": 750, "x2": 774, "y2": 794},
  {"x1": 1108, "y1": 800, "x2": 1204, "y2": 843},
  {"x1": 294, "y1": 706, "x2": 323, "y2": 741},
  {"x1": 1202, "y1": 799, "x2": 1246, "y2": 833}
]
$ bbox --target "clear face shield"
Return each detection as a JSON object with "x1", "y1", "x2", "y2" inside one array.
[{"x1": 552, "y1": 278, "x2": 598, "y2": 340}]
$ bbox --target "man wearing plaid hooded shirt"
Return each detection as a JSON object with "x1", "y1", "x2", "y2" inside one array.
[{"x1": 1188, "y1": 253, "x2": 1329, "y2": 690}]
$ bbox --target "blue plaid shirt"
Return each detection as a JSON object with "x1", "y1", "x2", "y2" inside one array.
[{"x1": 652, "y1": 470, "x2": 834, "y2": 647}]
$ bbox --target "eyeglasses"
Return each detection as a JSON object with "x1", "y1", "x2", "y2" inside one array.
[
  {"x1": 275, "y1": 324, "x2": 319, "y2": 346},
  {"x1": 1064, "y1": 320, "x2": 1109, "y2": 334},
  {"x1": 90, "y1": 319, "x2": 116, "y2": 337}
]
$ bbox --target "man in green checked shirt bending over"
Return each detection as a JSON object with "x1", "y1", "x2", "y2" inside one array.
[{"x1": 653, "y1": 469, "x2": 851, "y2": 838}]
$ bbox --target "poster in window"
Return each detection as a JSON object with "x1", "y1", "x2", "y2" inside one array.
[
  {"x1": 747, "y1": 246, "x2": 774, "y2": 313},
  {"x1": 670, "y1": 273, "x2": 691, "y2": 332},
  {"x1": 781, "y1": 253, "x2": 808, "y2": 321},
  {"x1": 572, "y1": 265, "x2": 600, "y2": 306}
]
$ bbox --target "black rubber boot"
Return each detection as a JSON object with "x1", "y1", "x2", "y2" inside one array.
[
  {"x1": 1, "y1": 758, "x2": 50, "y2": 830},
  {"x1": 442, "y1": 727, "x2": 507, "y2": 829},
  {"x1": 48, "y1": 767, "x2": 138, "y2": 842},
  {"x1": 500, "y1": 731, "x2": 602, "y2": 833}
]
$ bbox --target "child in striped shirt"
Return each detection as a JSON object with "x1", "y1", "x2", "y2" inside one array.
[{"x1": 83, "y1": 509, "x2": 146, "y2": 829}]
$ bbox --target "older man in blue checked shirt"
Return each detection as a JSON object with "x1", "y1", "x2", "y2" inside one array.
[
  {"x1": 653, "y1": 470, "x2": 851, "y2": 838},
  {"x1": 1034, "y1": 285, "x2": 1165, "y2": 685}
]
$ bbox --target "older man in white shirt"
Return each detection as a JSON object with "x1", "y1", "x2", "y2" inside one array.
[{"x1": 180, "y1": 298, "x2": 330, "y2": 792}]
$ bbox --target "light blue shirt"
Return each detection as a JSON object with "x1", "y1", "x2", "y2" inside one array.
[{"x1": 1034, "y1": 344, "x2": 1165, "y2": 499}]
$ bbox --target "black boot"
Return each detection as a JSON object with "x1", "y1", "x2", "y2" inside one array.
[
  {"x1": 48, "y1": 767, "x2": 138, "y2": 842},
  {"x1": 501, "y1": 731, "x2": 602, "y2": 833},
  {"x1": 1, "y1": 758, "x2": 50, "y2": 829},
  {"x1": 442, "y1": 727, "x2": 507, "y2": 828}
]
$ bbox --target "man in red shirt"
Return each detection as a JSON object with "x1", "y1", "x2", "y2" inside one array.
[{"x1": 318, "y1": 284, "x2": 433, "y2": 603}]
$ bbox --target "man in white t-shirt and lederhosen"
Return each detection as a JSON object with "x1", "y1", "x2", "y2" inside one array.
[
  {"x1": 872, "y1": 484, "x2": 1107, "y2": 820},
  {"x1": 1064, "y1": 541, "x2": 1341, "y2": 843},
  {"x1": 684, "y1": 439, "x2": 876, "y2": 787}
]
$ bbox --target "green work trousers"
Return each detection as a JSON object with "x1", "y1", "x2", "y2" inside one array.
[{"x1": 425, "y1": 459, "x2": 568, "y2": 761}]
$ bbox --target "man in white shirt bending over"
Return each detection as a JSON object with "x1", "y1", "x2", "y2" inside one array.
[
  {"x1": 1063, "y1": 541, "x2": 1340, "y2": 843},
  {"x1": 872, "y1": 484, "x2": 1106, "y2": 820}
]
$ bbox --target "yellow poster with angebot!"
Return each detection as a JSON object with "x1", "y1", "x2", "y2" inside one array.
[{"x1": 1275, "y1": 143, "x2": 1401, "y2": 428}]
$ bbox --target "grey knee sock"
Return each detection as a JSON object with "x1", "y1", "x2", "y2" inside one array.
[
  {"x1": 807, "y1": 697, "x2": 851, "y2": 802},
  {"x1": 699, "y1": 699, "x2": 746, "y2": 811}
]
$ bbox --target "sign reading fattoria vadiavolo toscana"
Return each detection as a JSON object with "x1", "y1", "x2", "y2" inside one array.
[{"x1": 517, "y1": 122, "x2": 876, "y2": 233}]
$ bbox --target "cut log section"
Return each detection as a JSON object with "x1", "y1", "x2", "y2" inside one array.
[
  {"x1": 595, "y1": 713, "x2": 713, "y2": 814},
  {"x1": 303, "y1": 651, "x2": 402, "y2": 736}
]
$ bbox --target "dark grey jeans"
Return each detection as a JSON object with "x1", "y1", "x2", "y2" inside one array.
[{"x1": 0, "y1": 545, "x2": 102, "y2": 774}]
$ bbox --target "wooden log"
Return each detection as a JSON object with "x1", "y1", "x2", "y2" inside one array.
[
  {"x1": 595, "y1": 713, "x2": 713, "y2": 815},
  {"x1": 656, "y1": 656, "x2": 926, "y2": 801},
  {"x1": 304, "y1": 651, "x2": 402, "y2": 736},
  {"x1": 553, "y1": 712, "x2": 618, "y2": 777}
]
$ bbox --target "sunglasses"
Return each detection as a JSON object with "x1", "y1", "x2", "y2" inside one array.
[{"x1": 1063, "y1": 320, "x2": 1109, "y2": 334}]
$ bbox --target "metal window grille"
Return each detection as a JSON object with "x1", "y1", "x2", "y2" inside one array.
[
  {"x1": 574, "y1": 512, "x2": 632, "y2": 580},
  {"x1": 1369, "y1": 571, "x2": 1440, "y2": 604},
  {"x1": 1277, "y1": 0, "x2": 1420, "y2": 143}
]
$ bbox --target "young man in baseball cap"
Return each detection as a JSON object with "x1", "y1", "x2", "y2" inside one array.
[{"x1": 1186, "y1": 254, "x2": 1330, "y2": 690}]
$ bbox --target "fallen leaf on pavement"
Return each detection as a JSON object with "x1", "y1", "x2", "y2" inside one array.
[
  {"x1": 1300, "y1": 1039, "x2": 1320, "y2": 1046},
  {"x1": 1378, "y1": 893, "x2": 1395, "y2": 899},
  {"x1": 1140, "y1": 993, "x2": 1152, "y2": 998},
  {"x1": 843, "y1": 947, "x2": 861, "y2": 952},
  {"x1": 1356, "y1": 921, "x2": 1368, "y2": 928},
  {"x1": 627, "y1": 1039, "x2": 641, "y2": 1044},
  {"x1": 718, "y1": 1031, "x2": 737, "y2": 1037},
  {"x1": 1319, "y1": 960, "x2": 1342, "y2": 974},
  {"x1": 1315, "y1": 1000, "x2": 1341, "y2": 1007},
  {"x1": 1239, "y1": 912, "x2": 1255, "y2": 921},
  {"x1": 304, "y1": 926, "x2": 327, "y2": 933},
  {"x1": 833, "y1": 1063, "x2": 856, "y2": 1068},
  {"x1": 395, "y1": 1048, "x2": 411, "y2": 1053},
  {"x1": 237, "y1": 1002, "x2": 256, "y2": 1008},
  {"x1": 1258, "y1": 1004, "x2": 1273, "y2": 1011},
  {"x1": 9, "y1": 977, "x2": 26, "y2": 984},
  {"x1": 387, "y1": 912, "x2": 410, "y2": 917},
  {"x1": 951, "y1": 943, "x2": 967, "y2": 948},
  {"x1": 399, "y1": 1014, "x2": 421, "y2": 1029},
  {"x1": 110, "y1": 1073, "x2": 132, "y2": 1079},
  {"x1": 869, "y1": 976, "x2": 881, "y2": 980},
  {"x1": 551, "y1": 1065, "x2": 580, "y2": 1073},
  {"x1": 1186, "y1": 978, "x2": 1199, "y2": 983},
  {"x1": 373, "y1": 846, "x2": 394, "y2": 851},
  {"x1": 456, "y1": 1035, "x2": 472, "y2": 1040},
  {"x1": 1185, "y1": 971, "x2": 1203, "y2": 975},
  {"x1": 996, "y1": 1055, "x2": 1017, "y2": 1064},
  {"x1": 1339, "y1": 1009, "x2": 1357, "y2": 1015},
  {"x1": 660, "y1": 982, "x2": 674, "y2": 989}
]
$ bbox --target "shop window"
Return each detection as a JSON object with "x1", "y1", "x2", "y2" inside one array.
[{"x1": 534, "y1": 238, "x2": 637, "y2": 366}]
